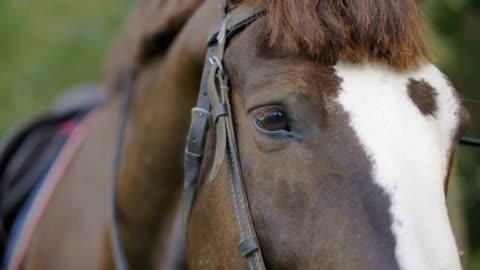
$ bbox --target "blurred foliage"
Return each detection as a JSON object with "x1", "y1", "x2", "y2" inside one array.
[
  {"x1": 0, "y1": 0, "x2": 479, "y2": 268},
  {"x1": 423, "y1": 0, "x2": 480, "y2": 269},
  {"x1": 0, "y1": 0, "x2": 132, "y2": 132}
]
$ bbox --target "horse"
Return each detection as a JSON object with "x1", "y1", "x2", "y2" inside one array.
[{"x1": 1, "y1": 0, "x2": 471, "y2": 269}]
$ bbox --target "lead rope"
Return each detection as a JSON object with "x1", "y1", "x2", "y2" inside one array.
[{"x1": 110, "y1": 70, "x2": 135, "y2": 270}]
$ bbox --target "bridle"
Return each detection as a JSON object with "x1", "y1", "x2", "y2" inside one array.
[
  {"x1": 110, "y1": 3, "x2": 268, "y2": 270},
  {"x1": 181, "y1": 4, "x2": 268, "y2": 270},
  {"x1": 108, "y1": 2, "x2": 480, "y2": 270},
  {"x1": 460, "y1": 137, "x2": 480, "y2": 147}
]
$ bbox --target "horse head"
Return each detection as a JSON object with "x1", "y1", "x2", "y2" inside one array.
[{"x1": 186, "y1": 1, "x2": 469, "y2": 269}]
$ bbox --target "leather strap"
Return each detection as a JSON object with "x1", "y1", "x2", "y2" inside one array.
[
  {"x1": 110, "y1": 70, "x2": 135, "y2": 270},
  {"x1": 183, "y1": 7, "x2": 265, "y2": 270},
  {"x1": 221, "y1": 70, "x2": 266, "y2": 269},
  {"x1": 208, "y1": 6, "x2": 266, "y2": 47},
  {"x1": 206, "y1": 60, "x2": 227, "y2": 183},
  {"x1": 238, "y1": 237, "x2": 261, "y2": 257},
  {"x1": 181, "y1": 38, "x2": 217, "y2": 237},
  {"x1": 460, "y1": 137, "x2": 480, "y2": 147}
]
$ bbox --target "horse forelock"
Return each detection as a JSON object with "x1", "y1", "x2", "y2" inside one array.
[
  {"x1": 107, "y1": 0, "x2": 427, "y2": 93},
  {"x1": 238, "y1": 0, "x2": 427, "y2": 70}
]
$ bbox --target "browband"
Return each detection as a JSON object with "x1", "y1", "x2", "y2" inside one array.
[{"x1": 207, "y1": 6, "x2": 266, "y2": 46}]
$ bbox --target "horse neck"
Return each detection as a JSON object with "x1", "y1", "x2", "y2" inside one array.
[{"x1": 108, "y1": 1, "x2": 221, "y2": 269}]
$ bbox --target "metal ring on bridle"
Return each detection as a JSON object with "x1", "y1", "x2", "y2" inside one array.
[{"x1": 209, "y1": 56, "x2": 226, "y2": 78}]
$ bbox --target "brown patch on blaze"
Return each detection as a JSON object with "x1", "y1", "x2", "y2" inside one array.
[{"x1": 407, "y1": 79, "x2": 438, "y2": 116}]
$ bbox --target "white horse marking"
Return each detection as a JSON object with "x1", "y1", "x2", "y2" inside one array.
[{"x1": 335, "y1": 61, "x2": 462, "y2": 270}]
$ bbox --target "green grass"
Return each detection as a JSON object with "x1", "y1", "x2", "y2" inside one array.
[{"x1": 0, "y1": 0, "x2": 132, "y2": 133}]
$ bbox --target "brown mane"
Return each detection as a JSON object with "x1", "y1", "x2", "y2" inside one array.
[
  {"x1": 106, "y1": 0, "x2": 427, "y2": 90},
  {"x1": 104, "y1": 0, "x2": 203, "y2": 92},
  {"x1": 240, "y1": 0, "x2": 427, "y2": 70}
]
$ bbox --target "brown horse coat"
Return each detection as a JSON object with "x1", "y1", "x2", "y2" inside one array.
[{"x1": 19, "y1": 0, "x2": 467, "y2": 269}]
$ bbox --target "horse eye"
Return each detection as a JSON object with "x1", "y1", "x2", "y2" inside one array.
[{"x1": 252, "y1": 106, "x2": 290, "y2": 133}]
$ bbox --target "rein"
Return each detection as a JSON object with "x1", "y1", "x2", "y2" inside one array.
[
  {"x1": 108, "y1": 2, "x2": 480, "y2": 269},
  {"x1": 110, "y1": 70, "x2": 135, "y2": 270}
]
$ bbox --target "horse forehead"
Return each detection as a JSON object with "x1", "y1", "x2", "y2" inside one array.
[
  {"x1": 333, "y1": 60, "x2": 459, "y2": 182},
  {"x1": 333, "y1": 61, "x2": 462, "y2": 270},
  {"x1": 333, "y1": 61, "x2": 459, "y2": 132}
]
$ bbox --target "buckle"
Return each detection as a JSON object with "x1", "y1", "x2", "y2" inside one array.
[
  {"x1": 209, "y1": 56, "x2": 225, "y2": 77},
  {"x1": 185, "y1": 107, "x2": 212, "y2": 159},
  {"x1": 192, "y1": 107, "x2": 211, "y2": 122}
]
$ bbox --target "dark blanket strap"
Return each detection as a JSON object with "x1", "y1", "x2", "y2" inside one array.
[{"x1": 0, "y1": 103, "x2": 98, "y2": 258}]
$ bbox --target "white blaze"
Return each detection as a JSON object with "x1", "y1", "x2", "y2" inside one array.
[{"x1": 334, "y1": 61, "x2": 462, "y2": 270}]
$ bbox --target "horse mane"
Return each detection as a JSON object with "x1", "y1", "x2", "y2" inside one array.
[
  {"x1": 239, "y1": 0, "x2": 427, "y2": 70},
  {"x1": 104, "y1": 0, "x2": 203, "y2": 92},
  {"x1": 106, "y1": 0, "x2": 427, "y2": 90}
]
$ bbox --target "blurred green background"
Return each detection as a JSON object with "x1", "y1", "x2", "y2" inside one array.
[
  {"x1": 0, "y1": 0, "x2": 479, "y2": 269},
  {"x1": 0, "y1": 0, "x2": 132, "y2": 131},
  {"x1": 423, "y1": 0, "x2": 480, "y2": 269}
]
